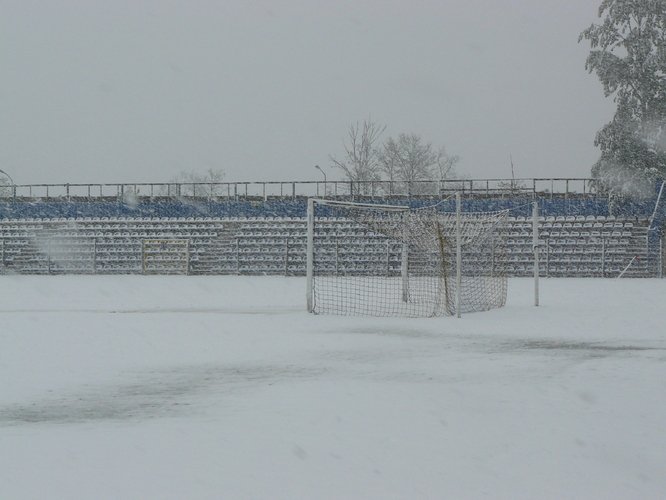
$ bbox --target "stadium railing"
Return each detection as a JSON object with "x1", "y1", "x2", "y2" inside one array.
[{"x1": 0, "y1": 177, "x2": 600, "y2": 202}]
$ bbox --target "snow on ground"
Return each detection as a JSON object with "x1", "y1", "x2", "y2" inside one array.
[{"x1": 0, "y1": 275, "x2": 665, "y2": 499}]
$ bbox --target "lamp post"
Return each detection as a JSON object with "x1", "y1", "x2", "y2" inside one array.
[{"x1": 314, "y1": 165, "x2": 326, "y2": 198}]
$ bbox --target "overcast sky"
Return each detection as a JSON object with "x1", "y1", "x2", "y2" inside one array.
[{"x1": 1, "y1": 0, "x2": 613, "y2": 185}]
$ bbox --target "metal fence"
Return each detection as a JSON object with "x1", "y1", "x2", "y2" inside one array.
[{"x1": 0, "y1": 177, "x2": 599, "y2": 202}]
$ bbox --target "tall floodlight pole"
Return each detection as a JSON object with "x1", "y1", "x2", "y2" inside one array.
[
  {"x1": 401, "y1": 214, "x2": 409, "y2": 303},
  {"x1": 306, "y1": 198, "x2": 315, "y2": 313},
  {"x1": 533, "y1": 201, "x2": 540, "y2": 307},
  {"x1": 455, "y1": 192, "x2": 462, "y2": 318},
  {"x1": 314, "y1": 165, "x2": 326, "y2": 198}
]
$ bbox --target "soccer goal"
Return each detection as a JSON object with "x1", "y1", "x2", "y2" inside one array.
[{"x1": 306, "y1": 195, "x2": 509, "y2": 317}]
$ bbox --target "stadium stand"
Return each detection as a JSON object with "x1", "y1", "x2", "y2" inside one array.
[{"x1": 0, "y1": 178, "x2": 663, "y2": 278}]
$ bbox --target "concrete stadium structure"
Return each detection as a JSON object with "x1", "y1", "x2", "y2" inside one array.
[{"x1": 0, "y1": 178, "x2": 664, "y2": 278}]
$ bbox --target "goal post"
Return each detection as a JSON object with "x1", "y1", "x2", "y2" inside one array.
[
  {"x1": 306, "y1": 196, "x2": 508, "y2": 317},
  {"x1": 306, "y1": 198, "x2": 410, "y2": 314}
]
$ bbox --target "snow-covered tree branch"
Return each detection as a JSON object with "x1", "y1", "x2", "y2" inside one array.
[{"x1": 580, "y1": 0, "x2": 666, "y2": 198}]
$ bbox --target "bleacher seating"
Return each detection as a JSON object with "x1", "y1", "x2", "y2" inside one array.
[
  {"x1": 0, "y1": 194, "x2": 660, "y2": 221},
  {"x1": 0, "y1": 214, "x2": 659, "y2": 277},
  {"x1": 0, "y1": 179, "x2": 664, "y2": 277}
]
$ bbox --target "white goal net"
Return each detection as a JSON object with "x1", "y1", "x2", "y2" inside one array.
[{"x1": 306, "y1": 197, "x2": 508, "y2": 317}]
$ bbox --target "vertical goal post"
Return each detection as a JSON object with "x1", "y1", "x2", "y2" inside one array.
[
  {"x1": 306, "y1": 198, "x2": 411, "y2": 314},
  {"x1": 306, "y1": 195, "x2": 510, "y2": 317}
]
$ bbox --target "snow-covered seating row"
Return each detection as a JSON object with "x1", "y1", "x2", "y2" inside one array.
[
  {"x1": 0, "y1": 194, "x2": 661, "y2": 220},
  {"x1": 0, "y1": 216, "x2": 660, "y2": 277}
]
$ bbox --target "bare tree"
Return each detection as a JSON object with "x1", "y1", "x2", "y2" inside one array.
[
  {"x1": 497, "y1": 154, "x2": 526, "y2": 193},
  {"x1": 330, "y1": 119, "x2": 386, "y2": 194},
  {"x1": 0, "y1": 169, "x2": 13, "y2": 197},
  {"x1": 435, "y1": 146, "x2": 460, "y2": 181},
  {"x1": 379, "y1": 133, "x2": 459, "y2": 195},
  {"x1": 0, "y1": 178, "x2": 11, "y2": 198},
  {"x1": 165, "y1": 168, "x2": 226, "y2": 197},
  {"x1": 377, "y1": 136, "x2": 401, "y2": 193}
]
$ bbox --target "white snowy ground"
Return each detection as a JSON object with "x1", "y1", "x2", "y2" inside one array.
[{"x1": 0, "y1": 276, "x2": 665, "y2": 500}]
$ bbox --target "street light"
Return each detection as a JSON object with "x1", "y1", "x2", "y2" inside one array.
[
  {"x1": 314, "y1": 165, "x2": 326, "y2": 183},
  {"x1": 314, "y1": 165, "x2": 327, "y2": 198}
]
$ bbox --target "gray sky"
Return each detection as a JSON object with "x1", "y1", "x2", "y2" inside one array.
[{"x1": 0, "y1": 0, "x2": 613, "y2": 185}]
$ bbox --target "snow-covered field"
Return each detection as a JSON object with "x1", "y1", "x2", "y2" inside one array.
[{"x1": 1, "y1": 275, "x2": 665, "y2": 499}]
